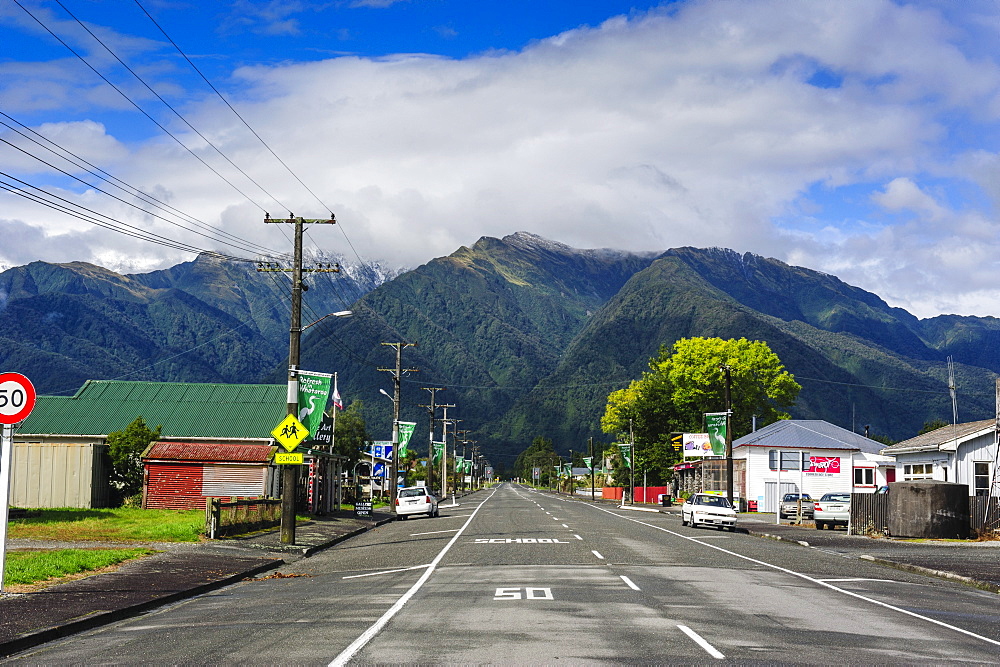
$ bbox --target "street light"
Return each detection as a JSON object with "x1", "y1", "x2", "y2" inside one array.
[{"x1": 379, "y1": 388, "x2": 399, "y2": 503}]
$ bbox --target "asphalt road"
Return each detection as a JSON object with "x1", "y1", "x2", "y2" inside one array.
[{"x1": 8, "y1": 483, "x2": 1000, "y2": 665}]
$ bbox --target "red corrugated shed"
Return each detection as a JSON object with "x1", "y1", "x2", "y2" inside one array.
[
  {"x1": 143, "y1": 442, "x2": 275, "y2": 510},
  {"x1": 145, "y1": 442, "x2": 275, "y2": 463}
]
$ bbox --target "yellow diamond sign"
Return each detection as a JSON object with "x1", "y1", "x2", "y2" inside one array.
[{"x1": 272, "y1": 414, "x2": 309, "y2": 452}]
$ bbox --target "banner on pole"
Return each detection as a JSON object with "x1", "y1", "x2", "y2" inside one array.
[
  {"x1": 297, "y1": 371, "x2": 332, "y2": 440},
  {"x1": 617, "y1": 443, "x2": 633, "y2": 468},
  {"x1": 397, "y1": 421, "x2": 417, "y2": 457},
  {"x1": 583, "y1": 456, "x2": 593, "y2": 471},
  {"x1": 705, "y1": 412, "x2": 728, "y2": 456},
  {"x1": 432, "y1": 441, "x2": 445, "y2": 464}
]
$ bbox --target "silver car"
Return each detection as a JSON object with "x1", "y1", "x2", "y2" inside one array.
[
  {"x1": 395, "y1": 486, "x2": 439, "y2": 520},
  {"x1": 814, "y1": 492, "x2": 850, "y2": 530},
  {"x1": 779, "y1": 493, "x2": 814, "y2": 520},
  {"x1": 681, "y1": 493, "x2": 737, "y2": 531}
]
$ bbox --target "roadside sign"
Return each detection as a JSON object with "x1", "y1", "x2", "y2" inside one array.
[
  {"x1": 354, "y1": 500, "x2": 373, "y2": 518},
  {"x1": 1, "y1": 372, "x2": 34, "y2": 592},
  {"x1": 0, "y1": 372, "x2": 36, "y2": 425},
  {"x1": 275, "y1": 452, "x2": 304, "y2": 465},
  {"x1": 271, "y1": 414, "x2": 309, "y2": 452}
]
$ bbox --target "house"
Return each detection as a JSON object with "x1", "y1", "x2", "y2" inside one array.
[
  {"x1": 880, "y1": 419, "x2": 997, "y2": 496},
  {"x1": 732, "y1": 420, "x2": 896, "y2": 512},
  {"x1": 13, "y1": 380, "x2": 344, "y2": 511}
]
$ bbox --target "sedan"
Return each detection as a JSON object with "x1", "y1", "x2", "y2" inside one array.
[
  {"x1": 681, "y1": 493, "x2": 737, "y2": 531},
  {"x1": 779, "y1": 493, "x2": 814, "y2": 520},
  {"x1": 814, "y1": 492, "x2": 850, "y2": 530},
  {"x1": 395, "y1": 486, "x2": 439, "y2": 519}
]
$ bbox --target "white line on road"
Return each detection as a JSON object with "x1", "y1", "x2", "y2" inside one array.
[
  {"x1": 677, "y1": 625, "x2": 725, "y2": 659},
  {"x1": 574, "y1": 535, "x2": 583, "y2": 540},
  {"x1": 410, "y1": 529, "x2": 460, "y2": 536},
  {"x1": 329, "y1": 487, "x2": 499, "y2": 666},
  {"x1": 561, "y1": 524, "x2": 569, "y2": 528},
  {"x1": 592, "y1": 550, "x2": 605, "y2": 560},
  {"x1": 342, "y1": 564, "x2": 431, "y2": 580},
  {"x1": 586, "y1": 502, "x2": 1000, "y2": 648},
  {"x1": 620, "y1": 575, "x2": 640, "y2": 591}
]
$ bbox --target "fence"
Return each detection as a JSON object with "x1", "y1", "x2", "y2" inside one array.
[
  {"x1": 205, "y1": 496, "x2": 282, "y2": 539},
  {"x1": 850, "y1": 493, "x2": 1000, "y2": 536}
]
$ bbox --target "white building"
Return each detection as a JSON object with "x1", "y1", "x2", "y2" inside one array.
[
  {"x1": 733, "y1": 420, "x2": 895, "y2": 512},
  {"x1": 880, "y1": 419, "x2": 997, "y2": 495}
]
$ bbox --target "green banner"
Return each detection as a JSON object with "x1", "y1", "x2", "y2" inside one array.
[
  {"x1": 455, "y1": 455, "x2": 464, "y2": 471},
  {"x1": 432, "y1": 441, "x2": 445, "y2": 464},
  {"x1": 297, "y1": 371, "x2": 331, "y2": 438},
  {"x1": 465, "y1": 460, "x2": 472, "y2": 473},
  {"x1": 583, "y1": 456, "x2": 593, "y2": 471},
  {"x1": 617, "y1": 443, "x2": 632, "y2": 468},
  {"x1": 705, "y1": 413, "x2": 728, "y2": 456},
  {"x1": 397, "y1": 421, "x2": 416, "y2": 457}
]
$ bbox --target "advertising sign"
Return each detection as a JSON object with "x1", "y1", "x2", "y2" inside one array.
[
  {"x1": 806, "y1": 456, "x2": 841, "y2": 475},
  {"x1": 682, "y1": 433, "x2": 713, "y2": 458},
  {"x1": 397, "y1": 421, "x2": 417, "y2": 457},
  {"x1": 297, "y1": 371, "x2": 331, "y2": 439}
]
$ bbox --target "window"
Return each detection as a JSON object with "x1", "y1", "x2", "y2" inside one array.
[
  {"x1": 854, "y1": 467, "x2": 875, "y2": 486},
  {"x1": 768, "y1": 450, "x2": 809, "y2": 471},
  {"x1": 974, "y1": 462, "x2": 991, "y2": 497},
  {"x1": 903, "y1": 463, "x2": 933, "y2": 480}
]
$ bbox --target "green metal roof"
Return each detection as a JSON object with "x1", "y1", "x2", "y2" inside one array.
[{"x1": 18, "y1": 380, "x2": 288, "y2": 440}]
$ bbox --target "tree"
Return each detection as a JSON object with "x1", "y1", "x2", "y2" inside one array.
[
  {"x1": 602, "y1": 336, "x2": 800, "y2": 446},
  {"x1": 514, "y1": 436, "x2": 558, "y2": 485},
  {"x1": 333, "y1": 400, "x2": 371, "y2": 467},
  {"x1": 107, "y1": 417, "x2": 161, "y2": 504},
  {"x1": 918, "y1": 419, "x2": 949, "y2": 435}
]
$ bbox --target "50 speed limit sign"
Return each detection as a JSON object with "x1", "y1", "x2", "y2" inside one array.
[{"x1": 0, "y1": 372, "x2": 36, "y2": 425}]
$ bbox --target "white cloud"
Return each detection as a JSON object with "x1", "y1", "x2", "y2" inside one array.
[{"x1": 4, "y1": 0, "x2": 1000, "y2": 317}]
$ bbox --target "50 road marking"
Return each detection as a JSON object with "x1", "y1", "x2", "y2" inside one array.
[{"x1": 494, "y1": 587, "x2": 554, "y2": 600}]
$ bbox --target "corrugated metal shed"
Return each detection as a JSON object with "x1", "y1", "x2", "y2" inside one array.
[
  {"x1": 145, "y1": 442, "x2": 275, "y2": 463},
  {"x1": 18, "y1": 380, "x2": 287, "y2": 439},
  {"x1": 733, "y1": 420, "x2": 881, "y2": 453}
]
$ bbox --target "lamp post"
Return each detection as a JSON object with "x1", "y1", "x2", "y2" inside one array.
[{"x1": 379, "y1": 387, "x2": 399, "y2": 503}]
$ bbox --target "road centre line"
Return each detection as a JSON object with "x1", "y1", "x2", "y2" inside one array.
[
  {"x1": 342, "y1": 564, "x2": 431, "y2": 580},
  {"x1": 562, "y1": 524, "x2": 569, "y2": 528},
  {"x1": 620, "y1": 575, "x2": 641, "y2": 591},
  {"x1": 574, "y1": 535, "x2": 583, "y2": 540},
  {"x1": 329, "y1": 487, "x2": 499, "y2": 666},
  {"x1": 677, "y1": 624, "x2": 725, "y2": 659},
  {"x1": 592, "y1": 550, "x2": 605, "y2": 560},
  {"x1": 584, "y1": 502, "x2": 1000, "y2": 648},
  {"x1": 410, "y1": 529, "x2": 460, "y2": 536}
]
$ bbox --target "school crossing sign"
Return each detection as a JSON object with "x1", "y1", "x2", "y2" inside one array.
[{"x1": 271, "y1": 414, "x2": 309, "y2": 452}]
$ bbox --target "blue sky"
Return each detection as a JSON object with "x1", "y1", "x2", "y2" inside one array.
[{"x1": 3, "y1": 0, "x2": 1000, "y2": 318}]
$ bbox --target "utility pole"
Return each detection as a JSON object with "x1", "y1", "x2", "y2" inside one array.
[
  {"x1": 262, "y1": 214, "x2": 338, "y2": 545},
  {"x1": 722, "y1": 364, "x2": 734, "y2": 506},
  {"x1": 589, "y1": 436, "x2": 595, "y2": 501},
  {"x1": 420, "y1": 387, "x2": 445, "y2": 494},
  {"x1": 378, "y1": 342, "x2": 417, "y2": 506},
  {"x1": 438, "y1": 404, "x2": 456, "y2": 499}
]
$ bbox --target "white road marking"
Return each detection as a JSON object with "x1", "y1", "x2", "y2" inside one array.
[
  {"x1": 620, "y1": 575, "x2": 641, "y2": 591},
  {"x1": 585, "y1": 502, "x2": 1000, "y2": 648},
  {"x1": 818, "y1": 578, "x2": 899, "y2": 583},
  {"x1": 561, "y1": 524, "x2": 569, "y2": 528},
  {"x1": 574, "y1": 534, "x2": 583, "y2": 540},
  {"x1": 329, "y1": 487, "x2": 499, "y2": 666},
  {"x1": 342, "y1": 564, "x2": 432, "y2": 580},
  {"x1": 410, "y1": 529, "x2": 460, "y2": 536},
  {"x1": 677, "y1": 624, "x2": 725, "y2": 659},
  {"x1": 592, "y1": 550, "x2": 605, "y2": 560}
]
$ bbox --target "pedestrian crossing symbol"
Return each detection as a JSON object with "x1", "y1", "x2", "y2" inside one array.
[{"x1": 272, "y1": 414, "x2": 309, "y2": 452}]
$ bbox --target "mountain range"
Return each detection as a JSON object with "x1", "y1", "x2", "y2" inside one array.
[{"x1": 3, "y1": 232, "x2": 998, "y2": 469}]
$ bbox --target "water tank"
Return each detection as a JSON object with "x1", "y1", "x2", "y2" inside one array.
[{"x1": 887, "y1": 481, "x2": 969, "y2": 539}]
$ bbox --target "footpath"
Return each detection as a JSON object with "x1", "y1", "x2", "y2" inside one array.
[{"x1": 0, "y1": 511, "x2": 395, "y2": 658}]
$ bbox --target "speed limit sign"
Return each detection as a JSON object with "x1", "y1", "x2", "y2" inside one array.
[{"x1": 0, "y1": 373, "x2": 36, "y2": 425}]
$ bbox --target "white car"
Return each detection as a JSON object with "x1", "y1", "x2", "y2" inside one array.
[
  {"x1": 395, "y1": 486, "x2": 439, "y2": 519},
  {"x1": 681, "y1": 493, "x2": 737, "y2": 531}
]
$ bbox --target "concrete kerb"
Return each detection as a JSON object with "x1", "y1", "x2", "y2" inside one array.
[{"x1": 0, "y1": 560, "x2": 280, "y2": 659}]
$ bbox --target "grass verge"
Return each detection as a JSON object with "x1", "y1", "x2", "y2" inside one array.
[
  {"x1": 9, "y1": 508, "x2": 204, "y2": 542},
  {"x1": 4, "y1": 548, "x2": 155, "y2": 587}
]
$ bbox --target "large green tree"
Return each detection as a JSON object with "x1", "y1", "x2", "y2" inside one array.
[
  {"x1": 602, "y1": 337, "x2": 801, "y2": 453},
  {"x1": 106, "y1": 417, "x2": 161, "y2": 504},
  {"x1": 514, "y1": 436, "x2": 559, "y2": 485},
  {"x1": 333, "y1": 400, "x2": 372, "y2": 468}
]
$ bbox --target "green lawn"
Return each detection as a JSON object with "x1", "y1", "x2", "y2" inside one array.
[
  {"x1": 4, "y1": 548, "x2": 155, "y2": 586},
  {"x1": 9, "y1": 508, "x2": 205, "y2": 542}
]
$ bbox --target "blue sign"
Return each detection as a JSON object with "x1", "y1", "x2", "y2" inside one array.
[{"x1": 367, "y1": 442, "x2": 393, "y2": 461}]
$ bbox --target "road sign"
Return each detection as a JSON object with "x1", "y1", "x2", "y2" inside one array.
[
  {"x1": 0, "y1": 373, "x2": 36, "y2": 425},
  {"x1": 275, "y1": 452, "x2": 304, "y2": 465},
  {"x1": 271, "y1": 414, "x2": 309, "y2": 452}
]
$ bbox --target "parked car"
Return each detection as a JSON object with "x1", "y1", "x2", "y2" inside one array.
[
  {"x1": 778, "y1": 493, "x2": 814, "y2": 520},
  {"x1": 395, "y1": 486, "x2": 439, "y2": 519},
  {"x1": 814, "y1": 492, "x2": 850, "y2": 530},
  {"x1": 681, "y1": 493, "x2": 737, "y2": 531}
]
